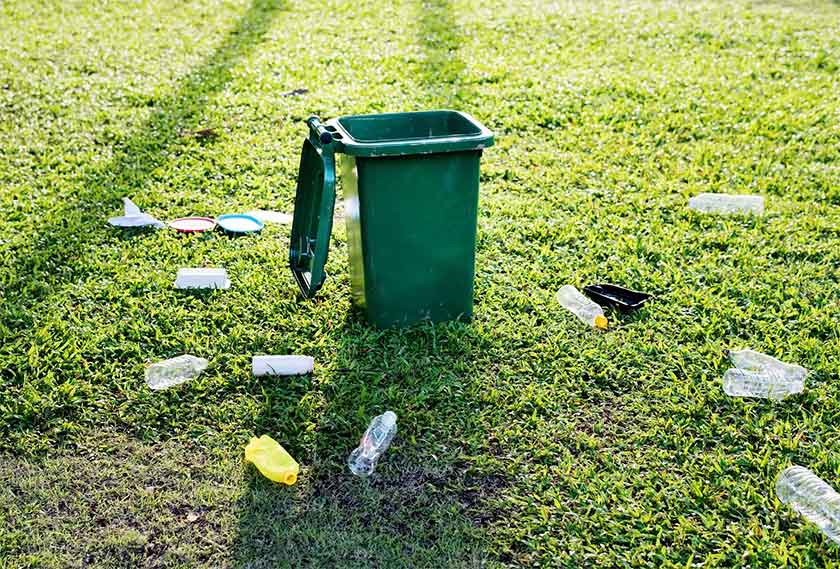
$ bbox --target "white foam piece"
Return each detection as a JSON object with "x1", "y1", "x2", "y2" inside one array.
[
  {"x1": 108, "y1": 198, "x2": 164, "y2": 228},
  {"x1": 245, "y1": 210, "x2": 293, "y2": 224},
  {"x1": 252, "y1": 355, "x2": 314, "y2": 376},
  {"x1": 174, "y1": 268, "x2": 230, "y2": 289}
]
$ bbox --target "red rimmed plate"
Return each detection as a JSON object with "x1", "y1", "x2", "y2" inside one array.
[{"x1": 169, "y1": 217, "x2": 216, "y2": 233}]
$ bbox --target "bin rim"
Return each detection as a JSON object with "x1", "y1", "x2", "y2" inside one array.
[{"x1": 326, "y1": 110, "x2": 494, "y2": 158}]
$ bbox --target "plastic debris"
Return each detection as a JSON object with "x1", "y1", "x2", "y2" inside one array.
[
  {"x1": 722, "y1": 349, "x2": 807, "y2": 400},
  {"x1": 583, "y1": 283, "x2": 652, "y2": 312},
  {"x1": 145, "y1": 354, "x2": 209, "y2": 390},
  {"x1": 688, "y1": 193, "x2": 764, "y2": 215},
  {"x1": 252, "y1": 355, "x2": 314, "y2": 377},
  {"x1": 107, "y1": 198, "x2": 164, "y2": 228},
  {"x1": 245, "y1": 435, "x2": 299, "y2": 485},
  {"x1": 217, "y1": 214, "x2": 264, "y2": 234},
  {"x1": 281, "y1": 88, "x2": 309, "y2": 97},
  {"x1": 348, "y1": 411, "x2": 397, "y2": 478},
  {"x1": 169, "y1": 217, "x2": 217, "y2": 233},
  {"x1": 244, "y1": 210, "x2": 293, "y2": 225},
  {"x1": 174, "y1": 268, "x2": 230, "y2": 290},
  {"x1": 179, "y1": 127, "x2": 218, "y2": 140},
  {"x1": 556, "y1": 285, "x2": 608, "y2": 329},
  {"x1": 777, "y1": 465, "x2": 840, "y2": 544}
]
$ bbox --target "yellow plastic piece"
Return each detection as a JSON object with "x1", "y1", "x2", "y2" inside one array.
[
  {"x1": 244, "y1": 435, "x2": 299, "y2": 485},
  {"x1": 594, "y1": 315, "x2": 608, "y2": 330}
]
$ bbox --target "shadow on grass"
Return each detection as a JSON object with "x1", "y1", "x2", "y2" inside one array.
[
  {"x1": 415, "y1": 0, "x2": 475, "y2": 108},
  {"x1": 230, "y1": 4, "x2": 507, "y2": 567},
  {"x1": 0, "y1": 0, "x2": 285, "y2": 312},
  {"x1": 233, "y1": 320, "x2": 499, "y2": 567},
  {"x1": 0, "y1": 0, "x2": 286, "y2": 444}
]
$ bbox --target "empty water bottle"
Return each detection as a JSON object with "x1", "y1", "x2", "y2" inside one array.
[
  {"x1": 727, "y1": 349, "x2": 807, "y2": 379},
  {"x1": 722, "y1": 349, "x2": 807, "y2": 400},
  {"x1": 556, "y1": 285, "x2": 608, "y2": 329},
  {"x1": 723, "y1": 368, "x2": 804, "y2": 400},
  {"x1": 688, "y1": 193, "x2": 764, "y2": 215},
  {"x1": 145, "y1": 355, "x2": 209, "y2": 390},
  {"x1": 348, "y1": 411, "x2": 397, "y2": 477},
  {"x1": 776, "y1": 465, "x2": 840, "y2": 544}
]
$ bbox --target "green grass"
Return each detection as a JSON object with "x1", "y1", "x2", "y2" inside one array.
[{"x1": 1, "y1": 0, "x2": 840, "y2": 566}]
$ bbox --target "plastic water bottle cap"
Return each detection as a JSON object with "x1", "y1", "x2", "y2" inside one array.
[
  {"x1": 595, "y1": 315, "x2": 608, "y2": 330},
  {"x1": 382, "y1": 411, "x2": 397, "y2": 427}
]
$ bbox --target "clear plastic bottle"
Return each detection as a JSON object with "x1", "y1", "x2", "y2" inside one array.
[
  {"x1": 776, "y1": 465, "x2": 840, "y2": 544},
  {"x1": 688, "y1": 193, "x2": 764, "y2": 214},
  {"x1": 555, "y1": 285, "x2": 608, "y2": 329},
  {"x1": 722, "y1": 349, "x2": 807, "y2": 399},
  {"x1": 727, "y1": 349, "x2": 807, "y2": 379},
  {"x1": 348, "y1": 411, "x2": 397, "y2": 477},
  {"x1": 722, "y1": 368, "x2": 804, "y2": 400},
  {"x1": 145, "y1": 355, "x2": 209, "y2": 390}
]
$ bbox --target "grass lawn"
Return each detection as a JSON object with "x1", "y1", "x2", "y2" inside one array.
[{"x1": 1, "y1": 0, "x2": 840, "y2": 566}]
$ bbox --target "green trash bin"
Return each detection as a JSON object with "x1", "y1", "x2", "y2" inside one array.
[{"x1": 289, "y1": 110, "x2": 494, "y2": 328}]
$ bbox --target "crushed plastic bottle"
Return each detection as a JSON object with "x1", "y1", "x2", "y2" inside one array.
[
  {"x1": 348, "y1": 411, "x2": 397, "y2": 477},
  {"x1": 245, "y1": 435, "x2": 300, "y2": 485},
  {"x1": 555, "y1": 285, "x2": 608, "y2": 329},
  {"x1": 722, "y1": 368, "x2": 804, "y2": 400},
  {"x1": 776, "y1": 465, "x2": 840, "y2": 544},
  {"x1": 727, "y1": 349, "x2": 808, "y2": 379},
  {"x1": 722, "y1": 349, "x2": 807, "y2": 400},
  {"x1": 688, "y1": 193, "x2": 764, "y2": 215},
  {"x1": 145, "y1": 354, "x2": 209, "y2": 390}
]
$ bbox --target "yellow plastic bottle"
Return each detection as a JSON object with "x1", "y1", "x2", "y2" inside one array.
[{"x1": 244, "y1": 435, "x2": 299, "y2": 485}]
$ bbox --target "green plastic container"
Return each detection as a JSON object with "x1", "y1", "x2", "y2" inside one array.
[{"x1": 290, "y1": 111, "x2": 493, "y2": 328}]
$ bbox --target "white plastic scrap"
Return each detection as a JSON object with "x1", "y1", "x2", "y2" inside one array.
[
  {"x1": 108, "y1": 198, "x2": 164, "y2": 228},
  {"x1": 245, "y1": 210, "x2": 293, "y2": 224},
  {"x1": 174, "y1": 268, "x2": 231, "y2": 289},
  {"x1": 252, "y1": 355, "x2": 314, "y2": 376}
]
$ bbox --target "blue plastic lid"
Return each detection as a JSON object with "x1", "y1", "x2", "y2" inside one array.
[{"x1": 217, "y1": 214, "x2": 264, "y2": 234}]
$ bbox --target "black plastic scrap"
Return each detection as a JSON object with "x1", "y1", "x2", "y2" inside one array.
[{"x1": 583, "y1": 284, "x2": 652, "y2": 312}]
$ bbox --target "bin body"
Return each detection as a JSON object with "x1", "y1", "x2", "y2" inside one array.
[
  {"x1": 290, "y1": 111, "x2": 493, "y2": 328},
  {"x1": 340, "y1": 151, "x2": 481, "y2": 327}
]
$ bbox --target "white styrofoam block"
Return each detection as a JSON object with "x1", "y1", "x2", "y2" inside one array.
[
  {"x1": 174, "y1": 268, "x2": 230, "y2": 289},
  {"x1": 252, "y1": 355, "x2": 314, "y2": 377}
]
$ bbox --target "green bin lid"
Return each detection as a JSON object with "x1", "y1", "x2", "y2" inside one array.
[{"x1": 289, "y1": 117, "x2": 336, "y2": 298}]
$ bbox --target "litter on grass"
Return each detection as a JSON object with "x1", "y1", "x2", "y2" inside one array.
[
  {"x1": 244, "y1": 210, "x2": 293, "y2": 224},
  {"x1": 281, "y1": 88, "x2": 309, "y2": 97},
  {"x1": 348, "y1": 411, "x2": 397, "y2": 478},
  {"x1": 252, "y1": 355, "x2": 314, "y2": 376},
  {"x1": 583, "y1": 283, "x2": 652, "y2": 312},
  {"x1": 777, "y1": 465, "x2": 840, "y2": 545},
  {"x1": 245, "y1": 435, "x2": 300, "y2": 485},
  {"x1": 688, "y1": 193, "x2": 764, "y2": 215},
  {"x1": 169, "y1": 217, "x2": 217, "y2": 233},
  {"x1": 556, "y1": 285, "x2": 608, "y2": 329},
  {"x1": 217, "y1": 213, "x2": 264, "y2": 234},
  {"x1": 108, "y1": 198, "x2": 164, "y2": 228},
  {"x1": 146, "y1": 354, "x2": 208, "y2": 390},
  {"x1": 722, "y1": 348, "x2": 807, "y2": 400},
  {"x1": 174, "y1": 268, "x2": 230, "y2": 289}
]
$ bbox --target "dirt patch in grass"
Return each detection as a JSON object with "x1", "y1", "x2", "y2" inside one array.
[{"x1": 0, "y1": 433, "x2": 239, "y2": 568}]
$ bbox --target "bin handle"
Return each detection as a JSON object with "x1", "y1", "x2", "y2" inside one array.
[{"x1": 306, "y1": 115, "x2": 333, "y2": 145}]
